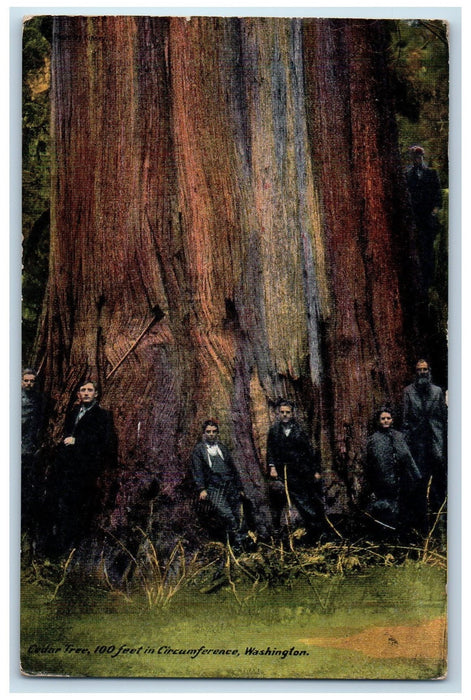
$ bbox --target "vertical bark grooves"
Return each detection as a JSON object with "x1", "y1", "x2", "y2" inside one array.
[
  {"x1": 35, "y1": 17, "x2": 427, "y2": 541},
  {"x1": 240, "y1": 18, "x2": 309, "y2": 385},
  {"x1": 303, "y1": 20, "x2": 376, "y2": 466}
]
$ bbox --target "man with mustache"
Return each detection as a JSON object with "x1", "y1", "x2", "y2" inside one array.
[{"x1": 402, "y1": 359, "x2": 447, "y2": 532}]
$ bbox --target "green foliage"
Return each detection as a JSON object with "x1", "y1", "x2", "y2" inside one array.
[
  {"x1": 388, "y1": 20, "x2": 449, "y2": 387},
  {"x1": 389, "y1": 20, "x2": 449, "y2": 184},
  {"x1": 22, "y1": 17, "x2": 52, "y2": 364}
]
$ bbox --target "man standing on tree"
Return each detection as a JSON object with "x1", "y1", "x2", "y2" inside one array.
[
  {"x1": 47, "y1": 380, "x2": 114, "y2": 555},
  {"x1": 191, "y1": 420, "x2": 247, "y2": 550},
  {"x1": 266, "y1": 399, "x2": 325, "y2": 542},
  {"x1": 402, "y1": 359, "x2": 447, "y2": 531},
  {"x1": 405, "y1": 145, "x2": 442, "y2": 292}
]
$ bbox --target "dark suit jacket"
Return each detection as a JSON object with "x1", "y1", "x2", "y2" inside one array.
[
  {"x1": 406, "y1": 165, "x2": 442, "y2": 221},
  {"x1": 48, "y1": 402, "x2": 115, "y2": 548},
  {"x1": 191, "y1": 441, "x2": 243, "y2": 493},
  {"x1": 21, "y1": 389, "x2": 45, "y2": 456},
  {"x1": 402, "y1": 382, "x2": 447, "y2": 465},
  {"x1": 62, "y1": 401, "x2": 114, "y2": 472},
  {"x1": 266, "y1": 420, "x2": 320, "y2": 478}
]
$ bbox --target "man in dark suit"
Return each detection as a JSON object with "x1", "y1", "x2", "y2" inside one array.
[
  {"x1": 50, "y1": 380, "x2": 114, "y2": 554},
  {"x1": 266, "y1": 399, "x2": 324, "y2": 542},
  {"x1": 402, "y1": 359, "x2": 447, "y2": 530},
  {"x1": 191, "y1": 420, "x2": 247, "y2": 549},
  {"x1": 405, "y1": 145, "x2": 442, "y2": 292},
  {"x1": 21, "y1": 368, "x2": 46, "y2": 548}
]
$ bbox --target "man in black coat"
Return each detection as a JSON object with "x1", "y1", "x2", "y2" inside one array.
[
  {"x1": 49, "y1": 380, "x2": 114, "y2": 554},
  {"x1": 266, "y1": 400, "x2": 324, "y2": 542},
  {"x1": 405, "y1": 145, "x2": 442, "y2": 292},
  {"x1": 21, "y1": 368, "x2": 45, "y2": 544},
  {"x1": 21, "y1": 369, "x2": 45, "y2": 458},
  {"x1": 402, "y1": 359, "x2": 447, "y2": 529},
  {"x1": 191, "y1": 420, "x2": 247, "y2": 548}
]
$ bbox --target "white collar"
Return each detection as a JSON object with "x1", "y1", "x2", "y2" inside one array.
[{"x1": 206, "y1": 443, "x2": 223, "y2": 457}]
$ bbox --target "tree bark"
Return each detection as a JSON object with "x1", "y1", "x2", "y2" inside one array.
[{"x1": 34, "y1": 16, "x2": 431, "y2": 547}]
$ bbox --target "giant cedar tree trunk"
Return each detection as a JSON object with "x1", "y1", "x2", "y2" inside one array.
[{"x1": 35, "y1": 16, "x2": 421, "y2": 546}]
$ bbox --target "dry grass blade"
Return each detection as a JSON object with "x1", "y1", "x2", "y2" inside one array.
[
  {"x1": 50, "y1": 548, "x2": 76, "y2": 601},
  {"x1": 422, "y1": 498, "x2": 447, "y2": 563}
]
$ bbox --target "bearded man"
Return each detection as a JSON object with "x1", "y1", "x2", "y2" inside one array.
[{"x1": 402, "y1": 359, "x2": 447, "y2": 528}]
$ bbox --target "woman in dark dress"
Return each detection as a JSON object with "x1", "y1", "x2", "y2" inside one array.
[{"x1": 365, "y1": 408, "x2": 421, "y2": 540}]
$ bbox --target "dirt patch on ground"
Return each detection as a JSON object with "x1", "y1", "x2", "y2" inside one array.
[{"x1": 300, "y1": 617, "x2": 446, "y2": 659}]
